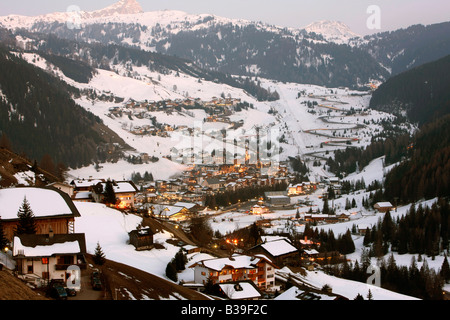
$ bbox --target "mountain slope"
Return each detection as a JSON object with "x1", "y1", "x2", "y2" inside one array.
[
  {"x1": 369, "y1": 54, "x2": 450, "y2": 125},
  {"x1": 0, "y1": 45, "x2": 129, "y2": 169},
  {"x1": 0, "y1": 2, "x2": 388, "y2": 89},
  {"x1": 304, "y1": 20, "x2": 361, "y2": 44},
  {"x1": 359, "y1": 21, "x2": 450, "y2": 76}
]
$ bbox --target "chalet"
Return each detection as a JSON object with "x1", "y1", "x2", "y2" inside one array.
[
  {"x1": 72, "y1": 191, "x2": 93, "y2": 203},
  {"x1": 357, "y1": 224, "x2": 371, "y2": 236},
  {"x1": 201, "y1": 177, "x2": 224, "y2": 191},
  {"x1": 287, "y1": 183, "x2": 304, "y2": 196},
  {"x1": 173, "y1": 201, "x2": 201, "y2": 212},
  {"x1": 154, "y1": 205, "x2": 191, "y2": 221},
  {"x1": 0, "y1": 187, "x2": 81, "y2": 242},
  {"x1": 128, "y1": 227, "x2": 155, "y2": 251},
  {"x1": 374, "y1": 202, "x2": 394, "y2": 213},
  {"x1": 182, "y1": 245, "x2": 201, "y2": 255},
  {"x1": 247, "y1": 239, "x2": 299, "y2": 267},
  {"x1": 251, "y1": 205, "x2": 269, "y2": 215},
  {"x1": 216, "y1": 280, "x2": 262, "y2": 300},
  {"x1": 264, "y1": 191, "x2": 290, "y2": 206},
  {"x1": 92, "y1": 180, "x2": 139, "y2": 209},
  {"x1": 190, "y1": 254, "x2": 277, "y2": 290},
  {"x1": 12, "y1": 232, "x2": 87, "y2": 288},
  {"x1": 70, "y1": 179, "x2": 104, "y2": 192},
  {"x1": 302, "y1": 249, "x2": 320, "y2": 262},
  {"x1": 47, "y1": 182, "x2": 75, "y2": 198}
]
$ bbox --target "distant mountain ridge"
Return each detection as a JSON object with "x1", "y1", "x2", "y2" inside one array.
[
  {"x1": 303, "y1": 20, "x2": 361, "y2": 44},
  {"x1": 1, "y1": 1, "x2": 449, "y2": 90}
]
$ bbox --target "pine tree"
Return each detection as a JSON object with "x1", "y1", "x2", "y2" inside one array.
[
  {"x1": 440, "y1": 253, "x2": 450, "y2": 283},
  {"x1": 15, "y1": 197, "x2": 37, "y2": 235},
  {"x1": 367, "y1": 289, "x2": 373, "y2": 300},
  {"x1": 174, "y1": 249, "x2": 187, "y2": 271},
  {"x1": 165, "y1": 259, "x2": 178, "y2": 282},
  {"x1": 103, "y1": 179, "x2": 117, "y2": 206},
  {"x1": 93, "y1": 242, "x2": 106, "y2": 265}
]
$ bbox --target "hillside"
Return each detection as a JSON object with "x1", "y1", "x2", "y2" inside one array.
[
  {"x1": 95, "y1": 255, "x2": 210, "y2": 300},
  {"x1": 0, "y1": 45, "x2": 130, "y2": 170},
  {"x1": 0, "y1": 270, "x2": 48, "y2": 300},
  {"x1": 384, "y1": 114, "x2": 450, "y2": 203},
  {"x1": 370, "y1": 54, "x2": 450, "y2": 125},
  {"x1": 0, "y1": 147, "x2": 60, "y2": 187}
]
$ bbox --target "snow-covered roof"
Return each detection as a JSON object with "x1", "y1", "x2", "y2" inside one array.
[
  {"x1": 0, "y1": 187, "x2": 79, "y2": 220},
  {"x1": 195, "y1": 254, "x2": 271, "y2": 271},
  {"x1": 99, "y1": 181, "x2": 138, "y2": 193},
  {"x1": 158, "y1": 205, "x2": 185, "y2": 217},
  {"x1": 375, "y1": 202, "x2": 393, "y2": 208},
  {"x1": 218, "y1": 281, "x2": 261, "y2": 300},
  {"x1": 71, "y1": 179, "x2": 104, "y2": 188},
  {"x1": 260, "y1": 239, "x2": 298, "y2": 257},
  {"x1": 173, "y1": 202, "x2": 197, "y2": 209},
  {"x1": 12, "y1": 234, "x2": 85, "y2": 257},
  {"x1": 74, "y1": 191, "x2": 92, "y2": 199}
]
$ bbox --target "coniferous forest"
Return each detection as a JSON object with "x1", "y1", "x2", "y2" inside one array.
[{"x1": 0, "y1": 45, "x2": 126, "y2": 170}]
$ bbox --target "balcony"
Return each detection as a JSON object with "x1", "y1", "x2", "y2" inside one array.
[{"x1": 55, "y1": 263, "x2": 87, "y2": 271}]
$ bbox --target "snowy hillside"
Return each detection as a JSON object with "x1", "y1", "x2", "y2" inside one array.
[{"x1": 72, "y1": 187, "x2": 443, "y2": 300}]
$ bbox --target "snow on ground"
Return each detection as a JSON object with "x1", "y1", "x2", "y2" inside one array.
[
  {"x1": 75, "y1": 202, "x2": 181, "y2": 278},
  {"x1": 276, "y1": 267, "x2": 419, "y2": 300},
  {"x1": 68, "y1": 158, "x2": 187, "y2": 182}
]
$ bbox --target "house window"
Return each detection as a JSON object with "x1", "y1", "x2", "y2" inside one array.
[
  {"x1": 41, "y1": 258, "x2": 49, "y2": 265},
  {"x1": 201, "y1": 272, "x2": 206, "y2": 276},
  {"x1": 27, "y1": 264, "x2": 33, "y2": 274}
]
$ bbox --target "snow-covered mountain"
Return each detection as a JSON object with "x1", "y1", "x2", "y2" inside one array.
[
  {"x1": 303, "y1": 20, "x2": 361, "y2": 44},
  {"x1": 0, "y1": 0, "x2": 390, "y2": 89},
  {"x1": 89, "y1": 0, "x2": 144, "y2": 17}
]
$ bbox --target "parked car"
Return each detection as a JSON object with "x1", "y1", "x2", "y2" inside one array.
[
  {"x1": 92, "y1": 277, "x2": 102, "y2": 291},
  {"x1": 49, "y1": 283, "x2": 68, "y2": 300},
  {"x1": 65, "y1": 287, "x2": 77, "y2": 297},
  {"x1": 91, "y1": 271, "x2": 102, "y2": 290}
]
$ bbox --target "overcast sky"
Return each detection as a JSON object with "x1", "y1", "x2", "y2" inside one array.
[{"x1": 0, "y1": 0, "x2": 449, "y2": 35}]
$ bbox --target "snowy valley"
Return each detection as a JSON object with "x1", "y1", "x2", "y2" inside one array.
[{"x1": 0, "y1": 0, "x2": 449, "y2": 304}]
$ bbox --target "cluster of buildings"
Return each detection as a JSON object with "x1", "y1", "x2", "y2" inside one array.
[
  {"x1": 108, "y1": 97, "x2": 247, "y2": 138},
  {"x1": 0, "y1": 187, "x2": 87, "y2": 290}
]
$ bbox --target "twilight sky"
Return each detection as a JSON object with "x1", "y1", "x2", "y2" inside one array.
[{"x1": 0, "y1": 0, "x2": 449, "y2": 35}]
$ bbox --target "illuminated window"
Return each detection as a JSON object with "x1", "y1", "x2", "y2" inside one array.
[{"x1": 41, "y1": 258, "x2": 49, "y2": 265}]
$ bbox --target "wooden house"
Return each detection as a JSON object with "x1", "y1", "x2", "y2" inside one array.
[
  {"x1": 190, "y1": 254, "x2": 277, "y2": 290},
  {"x1": 128, "y1": 227, "x2": 155, "y2": 251},
  {"x1": 374, "y1": 202, "x2": 394, "y2": 213},
  {"x1": 247, "y1": 239, "x2": 299, "y2": 267},
  {"x1": 12, "y1": 232, "x2": 87, "y2": 288},
  {"x1": 0, "y1": 187, "x2": 81, "y2": 242}
]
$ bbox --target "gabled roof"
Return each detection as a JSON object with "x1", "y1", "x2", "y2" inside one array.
[
  {"x1": 13, "y1": 233, "x2": 87, "y2": 257},
  {"x1": 217, "y1": 281, "x2": 262, "y2": 300},
  {"x1": 0, "y1": 187, "x2": 81, "y2": 221},
  {"x1": 374, "y1": 202, "x2": 393, "y2": 208},
  {"x1": 190, "y1": 254, "x2": 276, "y2": 271},
  {"x1": 252, "y1": 239, "x2": 298, "y2": 257},
  {"x1": 97, "y1": 181, "x2": 138, "y2": 194}
]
